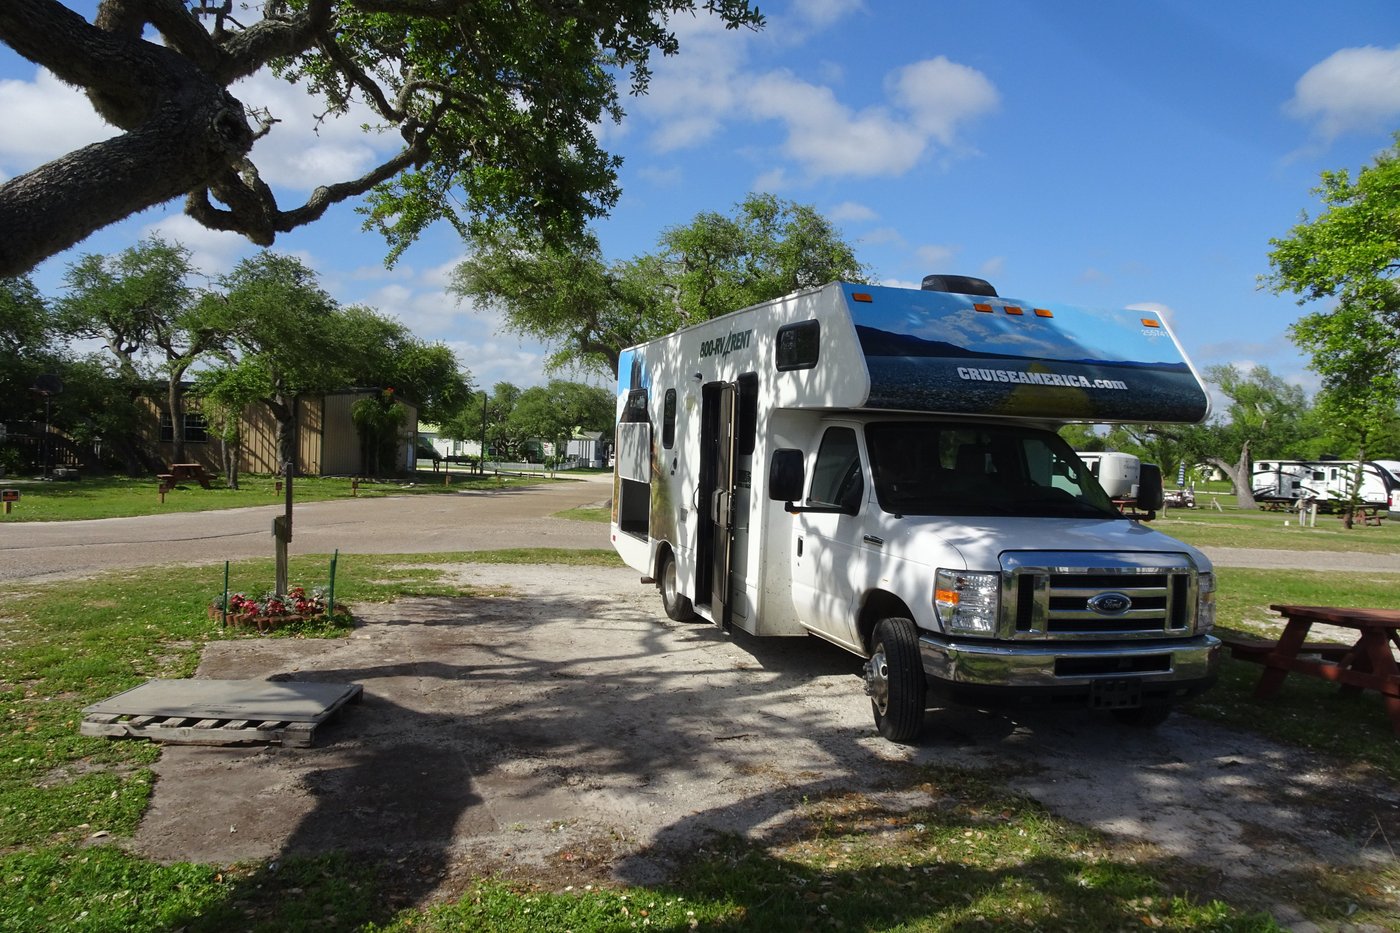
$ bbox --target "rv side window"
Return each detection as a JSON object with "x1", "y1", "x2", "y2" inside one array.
[
  {"x1": 809, "y1": 428, "x2": 862, "y2": 509},
  {"x1": 662, "y1": 389, "x2": 677, "y2": 449},
  {"x1": 776, "y1": 321, "x2": 820, "y2": 371},
  {"x1": 622, "y1": 388, "x2": 648, "y2": 424},
  {"x1": 737, "y1": 373, "x2": 758, "y2": 455}
]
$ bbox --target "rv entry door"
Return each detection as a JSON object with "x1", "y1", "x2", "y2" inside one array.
[{"x1": 698, "y1": 382, "x2": 738, "y2": 629}]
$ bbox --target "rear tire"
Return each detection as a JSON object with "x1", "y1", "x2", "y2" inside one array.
[
  {"x1": 659, "y1": 550, "x2": 695, "y2": 621},
  {"x1": 867, "y1": 617, "x2": 927, "y2": 743}
]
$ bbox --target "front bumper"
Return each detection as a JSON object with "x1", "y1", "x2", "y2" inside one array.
[{"x1": 918, "y1": 632, "x2": 1221, "y2": 707}]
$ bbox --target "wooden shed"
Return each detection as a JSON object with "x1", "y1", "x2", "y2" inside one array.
[{"x1": 141, "y1": 389, "x2": 418, "y2": 477}]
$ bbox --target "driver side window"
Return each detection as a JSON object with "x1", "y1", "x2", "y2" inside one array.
[{"x1": 810, "y1": 427, "x2": 863, "y2": 510}]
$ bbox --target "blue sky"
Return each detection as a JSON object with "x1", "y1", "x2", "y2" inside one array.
[{"x1": 3, "y1": 1, "x2": 1399, "y2": 395}]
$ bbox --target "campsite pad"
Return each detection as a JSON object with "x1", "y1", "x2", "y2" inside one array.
[{"x1": 81, "y1": 678, "x2": 362, "y2": 747}]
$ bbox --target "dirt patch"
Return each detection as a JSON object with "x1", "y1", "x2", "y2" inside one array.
[{"x1": 130, "y1": 563, "x2": 1400, "y2": 918}]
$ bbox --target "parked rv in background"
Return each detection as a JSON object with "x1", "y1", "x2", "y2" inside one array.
[
  {"x1": 1251, "y1": 459, "x2": 1397, "y2": 510},
  {"x1": 611, "y1": 276, "x2": 1220, "y2": 742},
  {"x1": 1076, "y1": 451, "x2": 1141, "y2": 501},
  {"x1": 1375, "y1": 460, "x2": 1400, "y2": 489}
]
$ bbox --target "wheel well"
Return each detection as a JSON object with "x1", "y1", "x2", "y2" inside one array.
[
  {"x1": 652, "y1": 541, "x2": 675, "y2": 584},
  {"x1": 857, "y1": 589, "x2": 915, "y2": 652}
]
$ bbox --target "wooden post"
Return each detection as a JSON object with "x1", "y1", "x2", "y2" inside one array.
[
  {"x1": 273, "y1": 516, "x2": 289, "y2": 597},
  {"x1": 273, "y1": 461, "x2": 293, "y2": 597}
]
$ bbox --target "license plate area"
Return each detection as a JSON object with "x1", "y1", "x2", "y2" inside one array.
[{"x1": 1088, "y1": 679, "x2": 1142, "y2": 710}]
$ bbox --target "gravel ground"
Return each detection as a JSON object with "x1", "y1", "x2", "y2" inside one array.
[{"x1": 128, "y1": 561, "x2": 1400, "y2": 928}]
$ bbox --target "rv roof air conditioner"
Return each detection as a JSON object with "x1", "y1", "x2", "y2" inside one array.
[{"x1": 920, "y1": 274, "x2": 998, "y2": 297}]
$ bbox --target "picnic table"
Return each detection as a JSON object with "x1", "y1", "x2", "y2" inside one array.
[
  {"x1": 159, "y1": 463, "x2": 212, "y2": 489},
  {"x1": 1341, "y1": 506, "x2": 1386, "y2": 527},
  {"x1": 1241, "y1": 604, "x2": 1400, "y2": 735}
]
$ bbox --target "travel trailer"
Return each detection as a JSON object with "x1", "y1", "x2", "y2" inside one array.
[
  {"x1": 610, "y1": 277, "x2": 1220, "y2": 742},
  {"x1": 1076, "y1": 451, "x2": 1141, "y2": 501},
  {"x1": 1251, "y1": 459, "x2": 1396, "y2": 510}
]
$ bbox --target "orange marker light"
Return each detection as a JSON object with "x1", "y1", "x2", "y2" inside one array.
[
  {"x1": 1034, "y1": 308, "x2": 1054, "y2": 318},
  {"x1": 1141, "y1": 318, "x2": 1160, "y2": 328},
  {"x1": 973, "y1": 303, "x2": 994, "y2": 313},
  {"x1": 1003, "y1": 305, "x2": 1024, "y2": 316},
  {"x1": 935, "y1": 588, "x2": 960, "y2": 605},
  {"x1": 852, "y1": 292, "x2": 873, "y2": 302}
]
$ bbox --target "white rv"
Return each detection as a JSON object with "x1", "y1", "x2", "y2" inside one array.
[
  {"x1": 610, "y1": 278, "x2": 1220, "y2": 742},
  {"x1": 1076, "y1": 451, "x2": 1141, "y2": 500},
  {"x1": 1252, "y1": 459, "x2": 1396, "y2": 510}
]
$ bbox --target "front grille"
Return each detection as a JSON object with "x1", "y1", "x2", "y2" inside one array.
[{"x1": 1003, "y1": 554, "x2": 1196, "y2": 640}]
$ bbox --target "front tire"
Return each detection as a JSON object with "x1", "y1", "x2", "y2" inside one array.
[
  {"x1": 658, "y1": 550, "x2": 694, "y2": 621},
  {"x1": 866, "y1": 617, "x2": 927, "y2": 743}
]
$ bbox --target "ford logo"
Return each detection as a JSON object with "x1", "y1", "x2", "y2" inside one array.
[{"x1": 1088, "y1": 592, "x2": 1132, "y2": 615}]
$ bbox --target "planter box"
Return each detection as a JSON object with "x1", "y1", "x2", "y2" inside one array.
[{"x1": 207, "y1": 603, "x2": 330, "y2": 632}]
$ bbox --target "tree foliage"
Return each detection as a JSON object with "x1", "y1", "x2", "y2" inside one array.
[
  {"x1": 1265, "y1": 133, "x2": 1400, "y2": 318},
  {"x1": 452, "y1": 194, "x2": 870, "y2": 375},
  {"x1": 56, "y1": 236, "x2": 224, "y2": 462},
  {"x1": 0, "y1": 0, "x2": 762, "y2": 276},
  {"x1": 1, "y1": 275, "x2": 60, "y2": 420},
  {"x1": 1266, "y1": 136, "x2": 1400, "y2": 463}
]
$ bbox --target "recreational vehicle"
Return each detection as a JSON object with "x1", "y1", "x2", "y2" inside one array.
[
  {"x1": 1076, "y1": 451, "x2": 1141, "y2": 501},
  {"x1": 610, "y1": 278, "x2": 1220, "y2": 742},
  {"x1": 1251, "y1": 459, "x2": 1396, "y2": 510}
]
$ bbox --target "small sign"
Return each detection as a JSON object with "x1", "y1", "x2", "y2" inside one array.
[{"x1": 1, "y1": 489, "x2": 19, "y2": 502}]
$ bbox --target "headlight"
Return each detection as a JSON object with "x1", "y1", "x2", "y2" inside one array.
[
  {"x1": 1195, "y1": 571, "x2": 1216, "y2": 635},
  {"x1": 934, "y1": 569, "x2": 1000, "y2": 635}
]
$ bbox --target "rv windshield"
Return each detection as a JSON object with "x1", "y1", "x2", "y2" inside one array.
[{"x1": 865, "y1": 422, "x2": 1120, "y2": 519}]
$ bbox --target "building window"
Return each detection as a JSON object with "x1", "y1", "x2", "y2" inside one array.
[{"x1": 160, "y1": 411, "x2": 209, "y2": 443}]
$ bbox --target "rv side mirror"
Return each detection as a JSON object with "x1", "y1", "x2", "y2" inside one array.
[
  {"x1": 1137, "y1": 463, "x2": 1164, "y2": 518},
  {"x1": 769, "y1": 448, "x2": 806, "y2": 503}
]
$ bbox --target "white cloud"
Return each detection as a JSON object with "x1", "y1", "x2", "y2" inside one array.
[
  {"x1": 887, "y1": 57, "x2": 1000, "y2": 147},
  {"x1": 0, "y1": 68, "x2": 114, "y2": 172},
  {"x1": 1286, "y1": 44, "x2": 1400, "y2": 142},
  {"x1": 828, "y1": 201, "x2": 877, "y2": 223},
  {"x1": 763, "y1": 0, "x2": 866, "y2": 46},
  {"x1": 636, "y1": 13, "x2": 747, "y2": 152},
  {"x1": 633, "y1": 5, "x2": 998, "y2": 183},
  {"x1": 915, "y1": 243, "x2": 957, "y2": 266},
  {"x1": 737, "y1": 56, "x2": 998, "y2": 179},
  {"x1": 744, "y1": 70, "x2": 927, "y2": 177}
]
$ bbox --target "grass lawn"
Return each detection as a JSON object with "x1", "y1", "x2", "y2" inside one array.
[
  {"x1": 4, "y1": 548, "x2": 1398, "y2": 930},
  {"x1": 1155, "y1": 498, "x2": 1399, "y2": 554},
  {"x1": 0, "y1": 471, "x2": 558, "y2": 522}
]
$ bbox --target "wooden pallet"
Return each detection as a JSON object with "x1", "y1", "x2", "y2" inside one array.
[{"x1": 80, "y1": 680, "x2": 363, "y2": 747}]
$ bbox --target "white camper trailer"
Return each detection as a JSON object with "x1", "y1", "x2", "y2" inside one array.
[
  {"x1": 1252, "y1": 459, "x2": 1396, "y2": 510},
  {"x1": 610, "y1": 278, "x2": 1220, "y2": 742},
  {"x1": 1076, "y1": 451, "x2": 1141, "y2": 501}
]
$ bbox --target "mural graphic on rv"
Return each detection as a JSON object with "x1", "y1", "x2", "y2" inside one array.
[{"x1": 842, "y1": 284, "x2": 1209, "y2": 422}]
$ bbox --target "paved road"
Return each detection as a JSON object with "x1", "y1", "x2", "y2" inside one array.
[
  {"x1": 4, "y1": 476, "x2": 1398, "y2": 584},
  {"x1": 1, "y1": 477, "x2": 613, "y2": 584}
]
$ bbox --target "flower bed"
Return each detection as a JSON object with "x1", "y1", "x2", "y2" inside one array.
[{"x1": 209, "y1": 585, "x2": 331, "y2": 632}]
